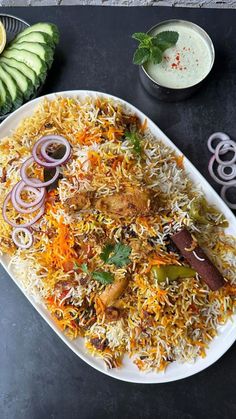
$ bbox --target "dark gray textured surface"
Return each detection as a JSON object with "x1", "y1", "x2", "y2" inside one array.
[{"x1": 0, "y1": 5, "x2": 236, "y2": 419}]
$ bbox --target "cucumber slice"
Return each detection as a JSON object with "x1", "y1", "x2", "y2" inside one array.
[
  {"x1": 0, "y1": 62, "x2": 34, "y2": 101},
  {"x1": 12, "y1": 31, "x2": 54, "y2": 48},
  {"x1": 3, "y1": 48, "x2": 47, "y2": 83},
  {"x1": 13, "y1": 23, "x2": 59, "y2": 45},
  {"x1": 0, "y1": 64, "x2": 23, "y2": 111},
  {"x1": 0, "y1": 56, "x2": 39, "y2": 90},
  {"x1": 8, "y1": 41, "x2": 54, "y2": 69},
  {"x1": 0, "y1": 79, "x2": 12, "y2": 115}
]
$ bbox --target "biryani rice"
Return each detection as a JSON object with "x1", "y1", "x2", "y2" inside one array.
[{"x1": 0, "y1": 95, "x2": 236, "y2": 372}]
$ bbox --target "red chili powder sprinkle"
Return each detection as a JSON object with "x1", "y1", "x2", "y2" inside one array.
[{"x1": 170, "y1": 51, "x2": 188, "y2": 70}]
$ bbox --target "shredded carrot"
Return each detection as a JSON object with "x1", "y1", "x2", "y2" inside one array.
[
  {"x1": 39, "y1": 216, "x2": 77, "y2": 270},
  {"x1": 175, "y1": 155, "x2": 184, "y2": 169},
  {"x1": 111, "y1": 155, "x2": 124, "y2": 171},
  {"x1": 88, "y1": 150, "x2": 101, "y2": 167}
]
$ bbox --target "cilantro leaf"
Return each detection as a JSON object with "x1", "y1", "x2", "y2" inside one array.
[
  {"x1": 74, "y1": 262, "x2": 114, "y2": 285},
  {"x1": 73, "y1": 262, "x2": 80, "y2": 270},
  {"x1": 133, "y1": 47, "x2": 150, "y2": 65},
  {"x1": 73, "y1": 262, "x2": 89, "y2": 273},
  {"x1": 125, "y1": 131, "x2": 142, "y2": 155},
  {"x1": 132, "y1": 30, "x2": 178, "y2": 66},
  {"x1": 81, "y1": 263, "x2": 89, "y2": 274},
  {"x1": 108, "y1": 243, "x2": 131, "y2": 267},
  {"x1": 100, "y1": 242, "x2": 132, "y2": 268},
  {"x1": 92, "y1": 271, "x2": 114, "y2": 284},
  {"x1": 100, "y1": 244, "x2": 114, "y2": 264}
]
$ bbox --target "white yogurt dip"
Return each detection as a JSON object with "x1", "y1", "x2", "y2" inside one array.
[{"x1": 144, "y1": 21, "x2": 214, "y2": 89}]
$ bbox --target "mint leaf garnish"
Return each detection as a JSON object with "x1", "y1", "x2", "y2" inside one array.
[{"x1": 132, "y1": 30, "x2": 179, "y2": 66}]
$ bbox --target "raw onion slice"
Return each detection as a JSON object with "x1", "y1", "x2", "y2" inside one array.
[
  {"x1": 20, "y1": 157, "x2": 60, "y2": 188},
  {"x1": 3, "y1": 192, "x2": 45, "y2": 228},
  {"x1": 32, "y1": 135, "x2": 71, "y2": 167},
  {"x1": 215, "y1": 140, "x2": 236, "y2": 166},
  {"x1": 207, "y1": 132, "x2": 231, "y2": 154},
  {"x1": 11, "y1": 183, "x2": 45, "y2": 214},
  {"x1": 217, "y1": 164, "x2": 236, "y2": 181},
  {"x1": 208, "y1": 155, "x2": 236, "y2": 186},
  {"x1": 14, "y1": 180, "x2": 46, "y2": 208},
  {"x1": 12, "y1": 227, "x2": 33, "y2": 249},
  {"x1": 221, "y1": 185, "x2": 236, "y2": 209}
]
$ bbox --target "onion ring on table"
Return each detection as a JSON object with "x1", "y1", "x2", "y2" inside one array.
[
  {"x1": 32, "y1": 135, "x2": 71, "y2": 167},
  {"x1": 3, "y1": 192, "x2": 45, "y2": 228},
  {"x1": 221, "y1": 185, "x2": 236, "y2": 209},
  {"x1": 208, "y1": 155, "x2": 236, "y2": 186},
  {"x1": 207, "y1": 132, "x2": 232, "y2": 154},
  {"x1": 13, "y1": 179, "x2": 46, "y2": 208},
  {"x1": 20, "y1": 157, "x2": 60, "y2": 188},
  {"x1": 217, "y1": 164, "x2": 236, "y2": 181},
  {"x1": 11, "y1": 183, "x2": 45, "y2": 214},
  {"x1": 12, "y1": 227, "x2": 33, "y2": 249},
  {"x1": 215, "y1": 140, "x2": 236, "y2": 166}
]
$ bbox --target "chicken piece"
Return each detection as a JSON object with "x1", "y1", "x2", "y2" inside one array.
[
  {"x1": 95, "y1": 186, "x2": 154, "y2": 219},
  {"x1": 64, "y1": 192, "x2": 93, "y2": 212},
  {"x1": 105, "y1": 306, "x2": 121, "y2": 322},
  {"x1": 99, "y1": 276, "x2": 129, "y2": 307}
]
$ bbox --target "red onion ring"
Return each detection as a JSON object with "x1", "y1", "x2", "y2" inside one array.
[
  {"x1": 207, "y1": 132, "x2": 232, "y2": 154},
  {"x1": 20, "y1": 157, "x2": 60, "y2": 188},
  {"x1": 12, "y1": 227, "x2": 33, "y2": 249},
  {"x1": 32, "y1": 135, "x2": 71, "y2": 167},
  {"x1": 208, "y1": 155, "x2": 236, "y2": 186},
  {"x1": 3, "y1": 192, "x2": 45, "y2": 228},
  {"x1": 221, "y1": 185, "x2": 236, "y2": 209},
  {"x1": 11, "y1": 183, "x2": 45, "y2": 214},
  {"x1": 41, "y1": 138, "x2": 71, "y2": 163},
  {"x1": 217, "y1": 164, "x2": 236, "y2": 181},
  {"x1": 14, "y1": 180, "x2": 46, "y2": 208},
  {"x1": 215, "y1": 140, "x2": 236, "y2": 166}
]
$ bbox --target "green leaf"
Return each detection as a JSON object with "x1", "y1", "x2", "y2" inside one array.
[
  {"x1": 100, "y1": 243, "x2": 114, "y2": 264},
  {"x1": 132, "y1": 30, "x2": 178, "y2": 66},
  {"x1": 100, "y1": 242, "x2": 132, "y2": 268},
  {"x1": 150, "y1": 46, "x2": 163, "y2": 64},
  {"x1": 152, "y1": 31, "x2": 179, "y2": 55},
  {"x1": 153, "y1": 31, "x2": 179, "y2": 46},
  {"x1": 108, "y1": 243, "x2": 132, "y2": 268},
  {"x1": 133, "y1": 47, "x2": 150, "y2": 65},
  {"x1": 81, "y1": 263, "x2": 89, "y2": 274},
  {"x1": 132, "y1": 32, "x2": 150, "y2": 43},
  {"x1": 92, "y1": 271, "x2": 114, "y2": 285},
  {"x1": 125, "y1": 131, "x2": 142, "y2": 154}
]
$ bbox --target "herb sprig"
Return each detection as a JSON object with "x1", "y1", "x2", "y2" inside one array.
[
  {"x1": 125, "y1": 131, "x2": 142, "y2": 155},
  {"x1": 100, "y1": 242, "x2": 132, "y2": 268},
  {"x1": 76, "y1": 262, "x2": 114, "y2": 285},
  {"x1": 132, "y1": 31, "x2": 179, "y2": 65},
  {"x1": 74, "y1": 242, "x2": 131, "y2": 285}
]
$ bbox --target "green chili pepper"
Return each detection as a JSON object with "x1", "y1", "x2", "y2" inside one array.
[
  {"x1": 152, "y1": 265, "x2": 196, "y2": 283},
  {"x1": 189, "y1": 198, "x2": 228, "y2": 227}
]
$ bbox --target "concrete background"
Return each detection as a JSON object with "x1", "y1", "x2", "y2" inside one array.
[{"x1": 0, "y1": 0, "x2": 236, "y2": 9}]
